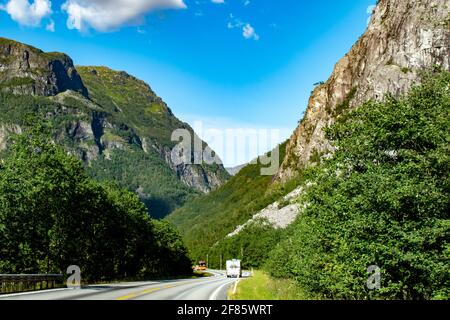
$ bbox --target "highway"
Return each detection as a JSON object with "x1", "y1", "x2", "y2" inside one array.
[{"x1": 0, "y1": 270, "x2": 239, "y2": 300}]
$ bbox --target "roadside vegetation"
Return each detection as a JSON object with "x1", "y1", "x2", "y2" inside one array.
[
  {"x1": 228, "y1": 271, "x2": 307, "y2": 300},
  {"x1": 0, "y1": 122, "x2": 192, "y2": 282},
  {"x1": 182, "y1": 71, "x2": 449, "y2": 300}
]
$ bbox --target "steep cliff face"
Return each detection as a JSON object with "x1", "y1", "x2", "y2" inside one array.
[
  {"x1": 277, "y1": 0, "x2": 450, "y2": 181},
  {"x1": 77, "y1": 66, "x2": 229, "y2": 194},
  {"x1": 147, "y1": 141, "x2": 227, "y2": 193},
  {"x1": 0, "y1": 38, "x2": 88, "y2": 97}
]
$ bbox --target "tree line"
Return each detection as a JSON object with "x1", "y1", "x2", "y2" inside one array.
[{"x1": 0, "y1": 122, "x2": 192, "y2": 281}]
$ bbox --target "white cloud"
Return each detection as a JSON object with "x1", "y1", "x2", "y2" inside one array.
[
  {"x1": 61, "y1": 0, "x2": 187, "y2": 32},
  {"x1": 1, "y1": 0, "x2": 52, "y2": 27},
  {"x1": 211, "y1": 0, "x2": 224, "y2": 3},
  {"x1": 228, "y1": 14, "x2": 259, "y2": 41},
  {"x1": 243, "y1": 23, "x2": 259, "y2": 40},
  {"x1": 45, "y1": 19, "x2": 55, "y2": 32}
]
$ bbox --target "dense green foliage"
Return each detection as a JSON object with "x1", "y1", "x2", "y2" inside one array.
[
  {"x1": 207, "y1": 221, "x2": 284, "y2": 269},
  {"x1": 266, "y1": 71, "x2": 450, "y2": 299},
  {"x1": 0, "y1": 124, "x2": 192, "y2": 281}
]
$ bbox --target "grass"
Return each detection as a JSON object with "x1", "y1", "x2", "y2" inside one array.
[
  {"x1": 228, "y1": 271, "x2": 308, "y2": 300},
  {"x1": 146, "y1": 102, "x2": 165, "y2": 114},
  {"x1": 0, "y1": 77, "x2": 35, "y2": 89}
]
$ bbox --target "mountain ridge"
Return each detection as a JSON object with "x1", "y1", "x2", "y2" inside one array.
[
  {"x1": 0, "y1": 38, "x2": 229, "y2": 217},
  {"x1": 0, "y1": 37, "x2": 88, "y2": 97}
]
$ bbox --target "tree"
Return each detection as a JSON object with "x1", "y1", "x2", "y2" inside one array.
[{"x1": 0, "y1": 121, "x2": 192, "y2": 280}]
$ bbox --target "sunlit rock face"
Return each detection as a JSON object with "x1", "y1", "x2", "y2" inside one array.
[
  {"x1": 0, "y1": 38, "x2": 88, "y2": 97},
  {"x1": 277, "y1": 0, "x2": 450, "y2": 181}
]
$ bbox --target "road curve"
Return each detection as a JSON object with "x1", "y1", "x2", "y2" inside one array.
[{"x1": 0, "y1": 270, "x2": 238, "y2": 301}]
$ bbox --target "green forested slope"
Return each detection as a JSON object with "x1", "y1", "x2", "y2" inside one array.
[
  {"x1": 166, "y1": 141, "x2": 302, "y2": 263},
  {"x1": 76, "y1": 66, "x2": 188, "y2": 146}
]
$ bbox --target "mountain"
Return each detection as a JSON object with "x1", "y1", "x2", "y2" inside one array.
[
  {"x1": 276, "y1": 0, "x2": 450, "y2": 181},
  {"x1": 225, "y1": 164, "x2": 246, "y2": 176},
  {"x1": 169, "y1": 0, "x2": 449, "y2": 264},
  {"x1": 0, "y1": 38, "x2": 229, "y2": 218}
]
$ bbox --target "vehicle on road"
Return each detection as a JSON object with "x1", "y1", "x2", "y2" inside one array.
[
  {"x1": 226, "y1": 259, "x2": 241, "y2": 278},
  {"x1": 194, "y1": 260, "x2": 207, "y2": 271}
]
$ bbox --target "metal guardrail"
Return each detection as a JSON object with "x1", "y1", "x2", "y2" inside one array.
[{"x1": 0, "y1": 274, "x2": 64, "y2": 294}]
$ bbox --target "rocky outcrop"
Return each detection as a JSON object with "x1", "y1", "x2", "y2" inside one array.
[
  {"x1": 276, "y1": 0, "x2": 450, "y2": 181},
  {"x1": 76, "y1": 66, "x2": 230, "y2": 193},
  {"x1": 0, "y1": 38, "x2": 88, "y2": 97},
  {"x1": 143, "y1": 138, "x2": 226, "y2": 193},
  {"x1": 0, "y1": 39, "x2": 230, "y2": 217}
]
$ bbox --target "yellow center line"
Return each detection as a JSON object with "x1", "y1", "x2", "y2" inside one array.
[
  {"x1": 115, "y1": 280, "x2": 200, "y2": 300},
  {"x1": 116, "y1": 293, "x2": 138, "y2": 301}
]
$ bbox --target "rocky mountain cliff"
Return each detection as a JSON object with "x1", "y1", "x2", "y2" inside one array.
[
  {"x1": 0, "y1": 38, "x2": 87, "y2": 97},
  {"x1": 0, "y1": 38, "x2": 229, "y2": 217},
  {"x1": 276, "y1": 0, "x2": 450, "y2": 181}
]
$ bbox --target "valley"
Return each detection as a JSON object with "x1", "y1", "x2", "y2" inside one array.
[{"x1": 0, "y1": 0, "x2": 449, "y2": 302}]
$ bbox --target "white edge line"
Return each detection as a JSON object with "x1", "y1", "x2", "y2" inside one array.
[
  {"x1": 209, "y1": 279, "x2": 237, "y2": 301},
  {"x1": 0, "y1": 287, "x2": 71, "y2": 298}
]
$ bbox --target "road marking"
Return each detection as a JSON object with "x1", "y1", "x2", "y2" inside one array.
[
  {"x1": 209, "y1": 279, "x2": 237, "y2": 301},
  {"x1": 115, "y1": 281, "x2": 201, "y2": 300},
  {"x1": 115, "y1": 276, "x2": 227, "y2": 300},
  {"x1": 116, "y1": 293, "x2": 138, "y2": 300},
  {"x1": 0, "y1": 288, "x2": 70, "y2": 299},
  {"x1": 172, "y1": 276, "x2": 229, "y2": 300},
  {"x1": 116, "y1": 287, "x2": 163, "y2": 300}
]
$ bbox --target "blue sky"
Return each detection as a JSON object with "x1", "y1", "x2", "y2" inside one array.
[{"x1": 0, "y1": 0, "x2": 375, "y2": 166}]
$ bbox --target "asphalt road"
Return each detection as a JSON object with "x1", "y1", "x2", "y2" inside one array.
[{"x1": 0, "y1": 270, "x2": 239, "y2": 300}]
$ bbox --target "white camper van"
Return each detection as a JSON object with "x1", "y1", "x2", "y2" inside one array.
[{"x1": 226, "y1": 259, "x2": 242, "y2": 278}]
